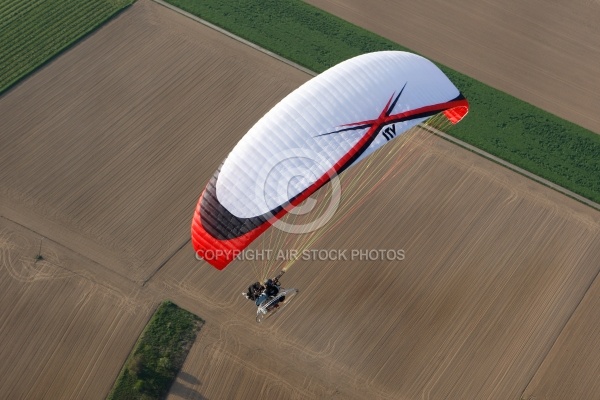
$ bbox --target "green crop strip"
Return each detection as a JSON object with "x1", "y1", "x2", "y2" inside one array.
[
  {"x1": 166, "y1": 0, "x2": 600, "y2": 204},
  {"x1": 0, "y1": 0, "x2": 134, "y2": 94},
  {"x1": 107, "y1": 301, "x2": 203, "y2": 400}
]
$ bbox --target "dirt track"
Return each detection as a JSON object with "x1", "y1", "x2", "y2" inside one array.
[
  {"x1": 1, "y1": 1, "x2": 600, "y2": 399},
  {"x1": 306, "y1": 0, "x2": 600, "y2": 135}
]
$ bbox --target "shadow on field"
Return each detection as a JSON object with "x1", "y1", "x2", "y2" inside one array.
[
  {"x1": 178, "y1": 371, "x2": 200, "y2": 385},
  {"x1": 169, "y1": 378, "x2": 207, "y2": 400}
]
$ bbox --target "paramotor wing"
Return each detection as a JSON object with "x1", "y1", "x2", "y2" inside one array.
[{"x1": 191, "y1": 51, "x2": 469, "y2": 269}]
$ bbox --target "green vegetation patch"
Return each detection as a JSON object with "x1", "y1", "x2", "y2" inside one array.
[
  {"x1": 166, "y1": 0, "x2": 600, "y2": 204},
  {"x1": 107, "y1": 301, "x2": 203, "y2": 400},
  {"x1": 0, "y1": 0, "x2": 134, "y2": 94}
]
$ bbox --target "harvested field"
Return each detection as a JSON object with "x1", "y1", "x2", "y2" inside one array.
[
  {"x1": 523, "y1": 269, "x2": 600, "y2": 400},
  {"x1": 153, "y1": 128, "x2": 600, "y2": 399},
  {"x1": 0, "y1": 0, "x2": 307, "y2": 283},
  {"x1": 1, "y1": 1, "x2": 600, "y2": 399},
  {"x1": 0, "y1": 217, "x2": 154, "y2": 399},
  {"x1": 305, "y1": 0, "x2": 600, "y2": 135}
]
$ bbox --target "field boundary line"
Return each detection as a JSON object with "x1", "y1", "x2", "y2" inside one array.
[
  {"x1": 0, "y1": 215, "x2": 137, "y2": 290},
  {"x1": 421, "y1": 125, "x2": 600, "y2": 211},
  {"x1": 151, "y1": 0, "x2": 315, "y2": 77},
  {"x1": 0, "y1": 3, "x2": 135, "y2": 97},
  {"x1": 151, "y1": 0, "x2": 600, "y2": 213},
  {"x1": 519, "y1": 259, "x2": 600, "y2": 399},
  {"x1": 141, "y1": 238, "x2": 190, "y2": 286}
]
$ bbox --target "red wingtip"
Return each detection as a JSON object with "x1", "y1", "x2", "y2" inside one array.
[{"x1": 443, "y1": 97, "x2": 469, "y2": 124}]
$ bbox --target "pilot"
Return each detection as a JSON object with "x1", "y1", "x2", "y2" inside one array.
[
  {"x1": 243, "y1": 278, "x2": 284, "y2": 308},
  {"x1": 243, "y1": 282, "x2": 264, "y2": 302}
]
